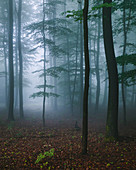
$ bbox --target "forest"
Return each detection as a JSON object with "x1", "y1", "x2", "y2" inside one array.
[{"x1": 0, "y1": 0, "x2": 136, "y2": 169}]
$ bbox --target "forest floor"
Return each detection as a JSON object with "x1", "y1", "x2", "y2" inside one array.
[{"x1": 0, "y1": 111, "x2": 136, "y2": 169}]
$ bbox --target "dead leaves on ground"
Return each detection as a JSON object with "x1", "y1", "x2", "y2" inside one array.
[{"x1": 0, "y1": 118, "x2": 136, "y2": 169}]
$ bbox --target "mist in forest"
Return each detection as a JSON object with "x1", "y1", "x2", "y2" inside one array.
[
  {"x1": 0, "y1": 0, "x2": 136, "y2": 169},
  {"x1": 0, "y1": 0, "x2": 135, "y2": 121}
]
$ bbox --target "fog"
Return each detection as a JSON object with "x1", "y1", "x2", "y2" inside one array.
[
  {"x1": 0, "y1": 0, "x2": 136, "y2": 120},
  {"x1": 0, "y1": 0, "x2": 136, "y2": 169}
]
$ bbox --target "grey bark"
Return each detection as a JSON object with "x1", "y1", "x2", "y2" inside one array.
[
  {"x1": 8, "y1": 0, "x2": 14, "y2": 121},
  {"x1": 18, "y1": 0, "x2": 24, "y2": 118},
  {"x1": 42, "y1": 0, "x2": 46, "y2": 127},
  {"x1": 95, "y1": 6, "x2": 101, "y2": 113}
]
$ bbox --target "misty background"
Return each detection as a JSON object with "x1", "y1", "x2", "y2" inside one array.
[{"x1": 0, "y1": 0, "x2": 135, "y2": 121}]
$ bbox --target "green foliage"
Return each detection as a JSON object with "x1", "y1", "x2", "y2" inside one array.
[
  {"x1": 63, "y1": 10, "x2": 83, "y2": 21},
  {"x1": 116, "y1": 53, "x2": 136, "y2": 66},
  {"x1": 40, "y1": 67, "x2": 68, "y2": 78},
  {"x1": 30, "y1": 92, "x2": 60, "y2": 99},
  {"x1": 35, "y1": 148, "x2": 55, "y2": 164},
  {"x1": 63, "y1": 2, "x2": 117, "y2": 22},
  {"x1": 92, "y1": 2, "x2": 117, "y2": 11},
  {"x1": 118, "y1": 69, "x2": 136, "y2": 86},
  {"x1": 116, "y1": 53, "x2": 136, "y2": 86},
  {"x1": 36, "y1": 85, "x2": 55, "y2": 89}
]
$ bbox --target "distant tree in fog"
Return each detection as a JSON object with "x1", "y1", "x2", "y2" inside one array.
[
  {"x1": 8, "y1": 0, "x2": 14, "y2": 121},
  {"x1": 18, "y1": 0, "x2": 24, "y2": 119}
]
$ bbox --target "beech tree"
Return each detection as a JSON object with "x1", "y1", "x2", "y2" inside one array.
[
  {"x1": 82, "y1": 0, "x2": 90, "y2": 154},
  {"x1": 8, "y1": 0, "x2": 14, "y2": 121},
  {"x1": 103, "y1": 0, "x2": 119, "y2": 140},
  {"x1": 18, "y1": 0, "x2": 24, "y2": 119}
]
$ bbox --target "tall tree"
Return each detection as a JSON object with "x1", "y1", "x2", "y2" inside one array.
[
  {"x1": 42, "y1": 0, "x2": 46, "y2": 127},
  {"x1": 82, "y1": 0, "x2": 90, "y2": 154},
  {"x1": 18, "y1": 0, "x2": 24, "y2": 119},
  {"x1": 121, "y1": 0, "x2": 133, "y2": 125},
  {"x1": 8, "y1": 0, "x2": 14, "y2": 121},
  {"x1": 53, "y1": 4, "x2": 58, "y2": 110},
  {"x1": 79, "y1": 0, "x2": 83, "y2": 117},
  {"x1": 95, "y1": 2, "x2": 101, "y2": 113},
  {"x1": 103, "y1": 0, "x2": 118, "y2": 139}
]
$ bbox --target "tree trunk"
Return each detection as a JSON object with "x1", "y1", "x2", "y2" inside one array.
[
  {"x1": 95, "y1": 6, "x2": 101, "y2": 114},
  {"x1": 42, "y1": 0, "x2": 46, "y2": 127},
  {"x1": 71, "y1": 22, "x2": 79, "y2": 115},
  {"x1": 53, "y1": 6, "x2": 58, "y2": 110},
  {"x1": 8, "y1": 0, "x2": 14, "y2": 121},
  {"x1": 14, "y1": 3, "x2": 19, "y2": 110},
  {"x1": 3, "y1": 25, "x2": 8, "y2": 108},
  {"x1": 18, "y1": 0, "x2": 24, "y2": 118},
  {"x1": 82, "y1": 0, "x2": 90, "y2": 154},
  {"x1": 89, "y1": 22, "x2": 92, "y2": 106},
  {"x1": 121, "y1": 0, "x2": 131, "y2": 126},
  {"x1": 102, "y1": 68, "x2": 108, "y2": 107},
  {"x1": 103, "y1": 0, "x2": 118, "y2": 140},
  {"x1": 79, "y1": 0, "x2": 83, "y2": 117}
]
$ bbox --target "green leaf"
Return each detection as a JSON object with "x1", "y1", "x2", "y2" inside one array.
[{"x1": 116, "y1": 53, "x2": 136, "y2": 66}]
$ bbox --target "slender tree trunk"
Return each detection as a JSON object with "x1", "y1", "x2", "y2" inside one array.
[
  {"x1": 103, "y1": 0, "x2": 118, "y2": 139},
  {"x1": 8, "y1": 0, "x2": 14, "y2": 121},
  {"x1": 89, "y1": 28, "x2": 92, "y2": 106},
  {"x1": 102, "y1": 68, "x2": 108, "y2": 107},
  {"x1": 64, "y1": 1, "x2": 72, "y2": 112},
  {"x1": 79, "y1": 0, "x2": 83, "y2": 117},
  {"x1": 15, "y1": 4, "x2": 19, "y2": 110},
  {"x1": 53, "y1": 5, "x2": 58, "y2": 110},
  {"x1": 121, "y1": 0, "x2": 131, "y2": 126},
  {"x1": 63, "y1": 0, "x2": 67, "y2": 107},
  {"x1": 121, "y1": 0, "x2": 127, "y2": 125},
  {"x1": 82, "y1": 0, "x2": 90, "y2": 154},
  {"x1": 3, "y1": 25, "x2": 8, "y2": 108},
  {"x1": 95, "y1": 7, "x2": 101, "y2": 114},
  {"x1": 18, "y1": 0, "x2": 24, "y2": 119},
  {"x1": 42, "y1": 0, "x2": 46, "y2": 127},
  {"x1": 67, "y1": 38, "x2": 72, "y2": 112},
  {"x1": 71, "y1": 23, "x2": 79, "y2": 115}
]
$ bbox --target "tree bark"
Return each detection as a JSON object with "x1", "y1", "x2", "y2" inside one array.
[
  {"x1": 102, "y1": 68, "x2": 108, "y2": 107},
  {"x1": 79, "y1": 0, "x2": 83, "y2": 117},
  {"x1": 82, "y1": 0, "x2": 90, "y2": 154},
  {"x1": 95, "y1": 6, "x2": 101, "y2": 114},
  {"x1": 42, "y1": 0, "x2": 46, "y2": 127},
  {"x1": 103, "y1": 0, "x2": 118, "y2": 139},
  {"x1": 15, "y1": 6, "x2": 19, "y2": 110},
  {"x1": 121, "y1": 0, "x2": 131, "y2": 126},
  {"x1": 8, "y1": 0, "x2": 14, "y2": 121},
  {"x1": 71, "y1": 22, "x2": 79, "y2": 115},
  {"x1": 3, "y1": 25, "x2": 8, "y2": 108},
  {"x1": 53, "y1": 5, "x2": 58, "y2": 110},
  {"x1": 18, "y1": 0, "x2": 24, "y2": 119}
]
